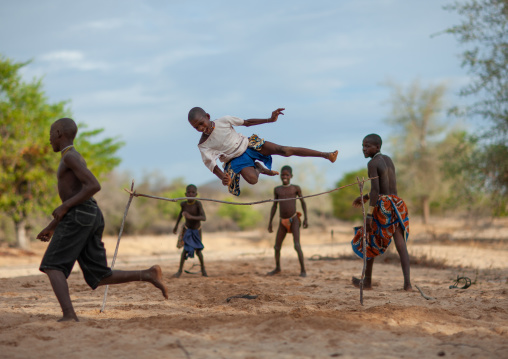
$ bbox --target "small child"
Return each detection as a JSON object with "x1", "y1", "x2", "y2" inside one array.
[
  {"x1": 267, "y1": 165, "x2": 308, "y2": 277},
  {"x1": 188, "y1": 107, "x2": 338, "y2": 196},
  {"x1": 172, "y1": 184, "x2": 207, "y2": 277}
]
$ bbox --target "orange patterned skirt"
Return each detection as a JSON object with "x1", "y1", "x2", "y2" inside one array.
[{"x1": 351, "y1": 194, "x2": 409, "y2": 259}]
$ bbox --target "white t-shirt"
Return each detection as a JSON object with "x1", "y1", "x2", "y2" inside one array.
[{"x1": 198, "y1": 115, "x2": 249, "y2": 172}]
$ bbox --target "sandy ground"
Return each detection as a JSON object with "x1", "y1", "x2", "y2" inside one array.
[{"x1": 1, "y1": 220, "x2": 507, "y2": 359}]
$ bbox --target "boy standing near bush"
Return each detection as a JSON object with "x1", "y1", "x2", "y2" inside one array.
[
  {"x1": 267, "y1": 165, "x2": 308, "y2": 277},
  {"x1": 351, "y1": 134, "x2": 412, "y2": 291},
  {"x1": 172, "y1": 184, "x2": 207, "y2": 277}
]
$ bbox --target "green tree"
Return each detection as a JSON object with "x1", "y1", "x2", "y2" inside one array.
[
  {"x1": 385, "y1": 80, "x2": 457, "y2": 224},
  {"x1": 0, "y1": 56, "x2": 123, "y2": 248},
  {"x1": 217, "y1": 198, "x2": 263, "y2": 230},
  {"x1": 444, "y1": 0, "x2": 508, "y2": 210},
  {"x1": 330, "y1": 168, "x2": 369, "y2": 221}
]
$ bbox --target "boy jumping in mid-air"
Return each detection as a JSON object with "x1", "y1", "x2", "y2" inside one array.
[
  {"x1": 351, "y1": 134, "x2": 412, "y2": 291},
  {"x1": 172, "y1": 184, "x2": 207, "y2": 278},
  {"x1": 37, "y1": 118, "x2": 168, "y2": 322},
  {"x1": 188, "y1": 107, "x2": 338, "y2": 196},
  {"x1": 267, "y1": 165, "x2": 308, "y2": 277}
]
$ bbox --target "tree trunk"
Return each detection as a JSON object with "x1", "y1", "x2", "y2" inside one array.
[
  {"x1": 14, "y1": 219, "x2": 30, "y2": 250},
  {"x1": 422, "y1": 196, "x2": 430, "y2": 225}
]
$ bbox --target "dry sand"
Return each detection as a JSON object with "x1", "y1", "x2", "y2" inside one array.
[{"x1": 1, "y1": 220, "x2": 507, "y2": 359}]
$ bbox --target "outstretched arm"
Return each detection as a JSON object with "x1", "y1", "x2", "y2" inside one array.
[
  {"x1": 243, "y1": 108, "x2": 284, "y2": 127},
  {"x1": 297, "y1": 186, "x2": 308, "y2": 228}
]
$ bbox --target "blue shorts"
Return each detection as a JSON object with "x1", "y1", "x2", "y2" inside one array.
[
  {"x1": 223, "y1": 134, "x2": 272, "y2": 196},
  {"x1": 229, "y1": 147, "x2": 272, "y2": 174},
  {"x1": 39, "y1": 199, "x2": 113, "y2": 289}
]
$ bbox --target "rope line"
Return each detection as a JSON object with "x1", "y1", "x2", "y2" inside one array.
[{"x1": 125, "y1": 177, "x2": 377, "y2": 206}]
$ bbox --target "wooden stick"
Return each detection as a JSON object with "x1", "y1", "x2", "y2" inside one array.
[
  {"x1": 357, "y1": 176, "x2": 368, "y2": 306},
  {"x1": 126, "y1": 177, "x2": 378, "y2": 206},
  {"x1": 100, "y1": 180, "x2": 135, "y2": 313},
  {"x1": 415, "y1": 285, "x2": 435, "y2": 300}
]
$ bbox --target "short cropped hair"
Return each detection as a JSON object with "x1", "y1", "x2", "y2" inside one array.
[
  {"x1": 188, "y1": 107, "x2": 206, "y2": 122},
  {"x1": 54, "y1": 118, "x2": 78, "y2": 140},
  {"x1": 364, "y1": 133, "x2": 382, "y2": 148},
  {"x1": 186, "y1": 184, "x2": 197, "y2": 191},
  {"x1": 280, "y1": 165, "x2": 293, "y2": 175}
]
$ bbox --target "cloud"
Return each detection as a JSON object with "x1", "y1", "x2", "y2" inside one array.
[
  {"x1": 39, "y1": 50, "x2": 110, "y2": 71},
  {"x1": 78, "y1": 19, "x2": 127, "y2": 30}
]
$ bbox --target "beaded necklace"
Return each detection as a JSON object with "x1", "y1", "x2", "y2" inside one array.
[{"x1": 61, "y1": 145, "x2": 74, "y2": 156}]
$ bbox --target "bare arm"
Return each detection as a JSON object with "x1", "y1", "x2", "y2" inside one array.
[
  {"x1": 297, "y1": 186, "x2": 308, "y2": 228},
  {"x1": 366, "y1": 160, "x2": 379, "y2": 232},
  {"x1": 268, "y1": 189, "x2": 279, "y2": 233},
  {"x1": 173, "y1": 204, "x2": 184, "y2": 234},
  {"x1": 243, "y1": 108, "x2": 284, "y2": 127},
  {"x1": 213, "y1": 165, "x2": 231, "y2": 186},
  {"x1": 37, "y1": 218, "x2": 59, "y2": 242}
]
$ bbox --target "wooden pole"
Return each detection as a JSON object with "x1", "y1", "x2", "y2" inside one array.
[
  {"x1": 357, "y1": 176, "x2": 368, "y2": 305},
  {"x1": 100, "y1": 180, "x2": 135, "y2": 313}
]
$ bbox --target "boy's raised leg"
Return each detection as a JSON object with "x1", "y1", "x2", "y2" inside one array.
[
  {"x1": 260, "y1": 141, "x2": 338, "y2": 163},
  {"x1": 98, "y1": 265, "x2": 169, "y2": 299}
]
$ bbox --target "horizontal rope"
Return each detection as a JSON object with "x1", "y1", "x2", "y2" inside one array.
[{"x1": 125, "y1": 177, "x2": 377, "y2": 206}]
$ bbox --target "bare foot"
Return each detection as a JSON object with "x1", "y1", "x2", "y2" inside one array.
[
  {"x1": 201, "y1": 269, "x2": 208, "y2": 277},
  {"x1": 404, "y1": 283, "x2": 413, "y2": 292},
  {"x1": 328, "y1": 150, "x2": 339, "y2": 163},
  {"x1": 352, "y1": 276, "x2": 372, "y2": 289},
  {"x1": 57, "y1": 314, "x2": 79, "y2": 322},
  {"x1": 299, "y1": 272, "x2": 307, "y2": 278},
  {"x1": 146, "y1": 265, "x2": 169, "y2": 299},
  {"x1": 173, "y1": 271, "x2": 182, "y2": 278},
  {"x1": 267, "y1": 268, "x2": 281, "y2": 276},
  {"x1": 255, "y1": 162, "x2": 279, "y2": 176}
]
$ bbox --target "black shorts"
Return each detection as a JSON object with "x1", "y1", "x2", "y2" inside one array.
[{"x1": 39, "y1": 198, "x2": 112, "y2": 289}]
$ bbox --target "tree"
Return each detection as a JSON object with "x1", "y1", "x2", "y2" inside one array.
[
  {"x1": 384, "y1": 80, "x2": 456, "y2": 224},
  {"x1": 444, "y1": 0, "x2": 508, "y2": 209},
  {"x1": 217, "y1": 198, "x2": 263, "y2": 230},
  {"x1": 0, "y1": 55, "x2": 123, "y2": 248},
  {"x1": 330, "y1": 168, "x2": 369, "y2": 221}
]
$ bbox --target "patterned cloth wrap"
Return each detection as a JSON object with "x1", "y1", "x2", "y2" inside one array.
[
  {"x1": 180, "y1": 227, "x2": 204, "y2": 259},
  {"x1": 351, "y1": 194, "x2": 409, "y2": 259},
  {"x1": 280, "y1": 212, "x2": 302, "y2": 233},
  {"x1": 223, "y1": 134, "x2": 272, "y2": 196}
]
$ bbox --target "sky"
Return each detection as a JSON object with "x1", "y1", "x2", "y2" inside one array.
[{"x1": 0, "y1": 0, "x2": 469, "y2": 191}]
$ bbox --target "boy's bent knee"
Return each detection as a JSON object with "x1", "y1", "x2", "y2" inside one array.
[
  {"x1": 279, "y1": 146, "x2": 291, "y2": 157},
  {"x1": 244, "y1": 176, "x2": 258, "y2": 185}
]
